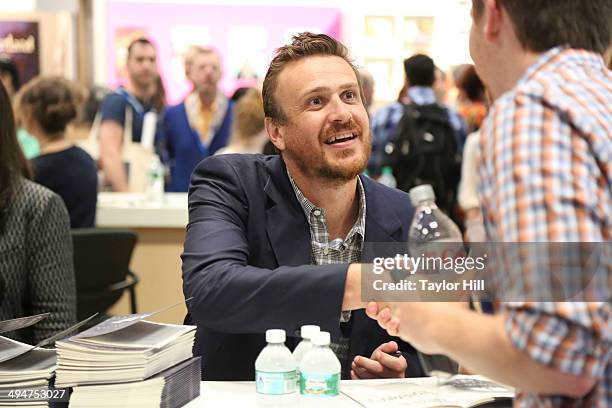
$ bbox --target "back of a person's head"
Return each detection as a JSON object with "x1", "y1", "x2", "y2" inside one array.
[
  {"x1": 80, "y1": 85, "x2": 112, "y2": 125},
  {"x1": 471, "y1": 0, "x2": 611, "y2": 53},
  {"x1": 232, "y1": 88, "x2": 264, "y2": 140},
  {"x1": 457, "y1": 65, "x2": 485, "y2": 103},
  {"x1": 230, "y1": 87, "x2": 251, "y2": 103},
  {"x1": 404, "y1": 54, "x2": 435, "y2": 87},
  {"x1": 16, "y1": 76, "x2": 82, "y2": 137}
]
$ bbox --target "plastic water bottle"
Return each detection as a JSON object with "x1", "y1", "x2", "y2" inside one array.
[
  {"x1": 147, "y1": 155, "x2": 164, "y2": 205},
  {"x1": 299, "y1": 331, "x2": 340, "y2": 397},
  {"x1": 408, "y1": 184, "x2": 463, "y2": 259},
  {"x1": 378, "y1": 166, "x2": 397, "y2": 188},
  {"x1": 292, "y1": 325, "x2": 320, "y2": 386},
  {"x1": 255, "y1": 329, "x2": 297, "y2": 395},
  {"x1": 408, "y1": 184, "x2": 463, "y2": 376}
]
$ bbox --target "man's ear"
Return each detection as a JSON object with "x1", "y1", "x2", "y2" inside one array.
[
  {"x1": 265, "y1": 117, "x2": 286, "y2": 151},
  {"x1": 483, "y1": 0, "x2": 503, "y2": 43}
]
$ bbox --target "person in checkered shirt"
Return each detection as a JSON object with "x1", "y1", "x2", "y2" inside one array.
[{"x1": 367, "y1": 1, "x2": 611, "y2": 407}]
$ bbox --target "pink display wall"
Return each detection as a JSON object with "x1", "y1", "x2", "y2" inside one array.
[{"x1": 106, "y1": 2, "x2": 342, "y2": 104}]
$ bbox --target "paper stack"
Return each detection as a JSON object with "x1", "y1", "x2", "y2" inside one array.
[
  {"x1": 69, "y1": 355, "x2": 201, "y2": 408},
  {"x1": 0, "y1": 315, "x2": 58, "y2": 408},
  {"x1": 55, "y1": 315, "x2": 200, "y2": 407}
]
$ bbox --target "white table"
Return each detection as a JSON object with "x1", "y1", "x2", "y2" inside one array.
[
  {"x1": 185, "y1": 381, "x2": 361, "y2": 407},
  {"x1": 185, "y1": 377, "x2": 515, "y2": 407}
]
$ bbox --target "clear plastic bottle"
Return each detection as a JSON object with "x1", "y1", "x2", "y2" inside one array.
[
  {"x1": 255, "y1": 329, "x2": 297, "y2": 395},
  {"x1": 299, "y1": 331, "x2": 340, "y2": 397},
  {"x1": 408, "y1": 184, "x2": 464, "y2": 270},
  {"x1": 408, "y1": 184, "x2": 463, "y2": 376},
  {"x1": 147, "y1": 154, "x2": 165, "y2": 205},
  {"x1": 378, "y1": 166, "x2": 397, "y2": 188},
  {"x1": 292, "y1": 325, "x2": 320, "y2": 386}
]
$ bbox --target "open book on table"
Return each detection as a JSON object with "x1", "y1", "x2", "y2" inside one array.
[{"x1": 341, "y1": 375, "x2": 514, "y2": 408}]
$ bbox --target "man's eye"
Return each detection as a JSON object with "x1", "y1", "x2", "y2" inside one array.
[
  {"x1": 309, "y1": 97, "x2": 322, "y2": 106},
  {"x1": 345, "y1": 91, "x2": 355, "y2": 99}
]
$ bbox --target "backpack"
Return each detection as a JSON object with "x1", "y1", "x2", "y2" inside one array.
[{"x1": 383, "y1": 103, "x2": 461, "y2": 214}]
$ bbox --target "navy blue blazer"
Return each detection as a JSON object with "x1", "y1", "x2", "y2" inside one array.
[{"x1": 182, "y1": 154, "x2": 422, "y2": 380}]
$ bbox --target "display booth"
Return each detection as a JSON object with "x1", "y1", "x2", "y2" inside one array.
[{"x1": 0, "y1": 12, "x2": 76, "y2": 83}]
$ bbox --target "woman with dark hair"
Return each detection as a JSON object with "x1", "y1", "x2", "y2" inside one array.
[
  {"x1": 0, "y1": 80, "x2": 76, "y2": 344},
  {"x1": 16, "y1": 76, "x2": 97, "y2": 228}
]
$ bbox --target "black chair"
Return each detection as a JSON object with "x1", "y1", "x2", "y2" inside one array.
[{"x1": 71, "y1": 229, "x2": 139, "y2": 321}]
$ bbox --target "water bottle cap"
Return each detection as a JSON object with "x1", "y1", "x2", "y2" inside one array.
[
  {"x1": 266, "y1": 329, "x2": 286, "y2": 343},
  {"x1": 300, "y1": 325, "x2": 320, "y2": 340},
  {"x1": 312, "y1": 331, "x2": 331, "y2": 346},
  {"x1": 409, "y1": 184, "x2": 436, "y2": 206}
]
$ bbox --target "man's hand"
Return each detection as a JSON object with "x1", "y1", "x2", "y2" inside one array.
[
  {"x1": 365, "y1": 302, "x2": 469, "y2": 355},
  {"x1": 350, "y1": 341, "x2": 407, "y2": 379}
]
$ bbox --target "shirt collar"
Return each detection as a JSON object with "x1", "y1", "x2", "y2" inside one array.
[
  {"x1": 287, "y1": 170, "x2": 366, "y2": 241},
  {"x1": 515, "y1": 46, "x2": 605, "y2": 89},
  {"x1": 516, "y1": 46, "x2": 566, "y2": 87},
  {"x1": 406, "y1": 86, "x2": 436, "y2": 105}
]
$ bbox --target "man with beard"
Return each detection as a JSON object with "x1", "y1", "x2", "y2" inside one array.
[
  {"x1": 182, "y1": 33, "x2": 423, "y2": 381},
  {"x1": 163, "y1": 46, "x2": 233, "y2": 192},
  {"x1": 99, "y1": 38, "x2": 163, "y2": 192}
]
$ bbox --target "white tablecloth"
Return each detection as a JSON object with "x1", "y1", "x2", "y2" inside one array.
[
  {"x1": 184, "y1": 377, "x2": 515, "y2": 408},
  {"x1": 185, "y1": 381, "x2": 361, "y2": 407}
]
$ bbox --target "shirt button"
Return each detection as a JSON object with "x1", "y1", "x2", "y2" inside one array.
[
  {"x1": 313, "y1": 209, "x2": 321, "y2": 216},
  {"x1": 323, "y1": 247, "x2": 329, "y2": 255}
]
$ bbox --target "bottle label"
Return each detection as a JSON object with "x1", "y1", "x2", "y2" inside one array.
[
  {"x1": 300, "y1": 372, "x2": 340, "y2": 396},
  {"x1": 255, "y1": 370, "x2": 297, "y2": 395}
]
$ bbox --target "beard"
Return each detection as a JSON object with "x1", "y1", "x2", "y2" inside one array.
[{"x1": 285, "y1": 119, "x2": 371, "y2": 183}]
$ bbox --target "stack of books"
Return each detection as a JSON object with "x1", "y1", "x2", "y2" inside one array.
[
  {"x1": 55, "y1": 316, "x2": 200, "y2": 408},
  {"x1": 0, "y1": 315, "x2": 59, "y2": 408}
]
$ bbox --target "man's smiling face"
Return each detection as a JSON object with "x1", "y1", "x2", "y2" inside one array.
[{"x1": 270, "y1": 55, "x2": 371, "y2": 182}]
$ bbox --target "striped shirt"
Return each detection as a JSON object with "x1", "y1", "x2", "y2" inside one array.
[
  {"x1": 288, "y1": 172, "x2": 366, "y2": 378},
  {"x1": 478, "y1": 47, "x2": 612, "y2": 407}
]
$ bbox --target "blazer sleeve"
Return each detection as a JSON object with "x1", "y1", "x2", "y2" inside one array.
[
  {"x1": 27, "y1": 192, "x2": 77, "y2": 343},
  {"x1": 182, "y1": 157, "x2": 349, "y2": 339}
]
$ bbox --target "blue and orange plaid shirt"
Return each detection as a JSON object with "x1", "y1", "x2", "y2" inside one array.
[{"x1": 478, "y1": 47, "x2": 612, "y2": 407}]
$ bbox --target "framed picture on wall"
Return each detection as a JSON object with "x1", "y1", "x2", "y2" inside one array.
[
  {"x1": 364, "y1": 16, "x2": 395, "y2": 53},
  {"x1": 364, "y1": 58, "x2": 395, "y2": 102},
  {"x1": 403, "y1": 17, "x2": 434, "y2": 53}
]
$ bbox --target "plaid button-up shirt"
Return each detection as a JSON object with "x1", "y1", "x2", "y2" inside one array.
[
  {"x1": 479, "y1": 47, "x2": 612, "y2": 408},
  {"x1": 288, "y1": 172, "x2": 366, "y2": 377}
]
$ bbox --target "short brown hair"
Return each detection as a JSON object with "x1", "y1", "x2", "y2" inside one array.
[
  {"x1": 472, "y1": 0, "x2": 612, "y2": 53},
  {"x1": 262, "y1": 32, "x2": 360, "y2": 124},
  {"x1": 16, "y1": 76, "x2": 83, "y2": 137},
  {"x1": 127, "y1": 37, "x2": 155, "y2": 59}
]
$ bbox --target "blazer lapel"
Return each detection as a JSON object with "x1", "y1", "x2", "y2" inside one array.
[
  {"x1": 264, "y1": 157, "x2": 312, "y2": 266},
  {"x1": 361, "y1": 175, "x2": 406, "y2": 262}
]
